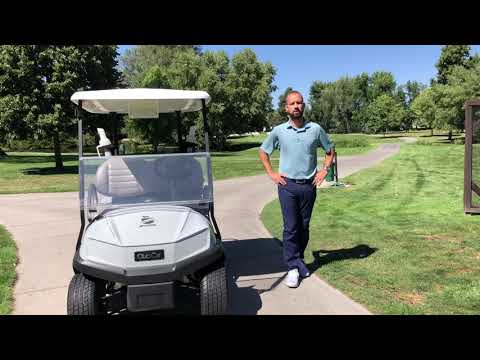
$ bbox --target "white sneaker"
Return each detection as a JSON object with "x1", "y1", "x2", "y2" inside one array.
[{"x1": 285, "y1": 268, "x2": 299, "y2": 288}]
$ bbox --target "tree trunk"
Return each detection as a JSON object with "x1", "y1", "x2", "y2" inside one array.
[
  {"x1": 448, "y1": 130, "x2": 452, "y2": 143},
  {"x1": 53, "y1": 130, "x2": 63, "y2": 170},
  {"x1": 431, "y1": 128, "x2": 434, "y2": 136}
]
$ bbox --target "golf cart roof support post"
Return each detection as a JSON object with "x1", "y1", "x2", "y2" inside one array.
[
  {"x1": 76, "y1": 99, "x2": 85, "y2": 251},
  {"x1": 176, "y1": 111, "x2": 184, "y2": 152},
  {"x1": 201, "y1": 99, "x2": 209, "y2": 153},
  {"x1": 78, "y1": 100, "x2": 83, "y2": 158},
  {"x1": 112, "y1": 112, "x2": 118, "y2": 155}
]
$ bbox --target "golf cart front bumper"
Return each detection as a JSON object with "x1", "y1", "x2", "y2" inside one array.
[{"x1": 73, "y1": 246, "x2": 224, "y2": 312}]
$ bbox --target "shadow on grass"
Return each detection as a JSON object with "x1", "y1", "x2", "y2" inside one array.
[
  {"x1": 22, "y1": 165, "x2": 78, "y2": 175},
  {"x1": 1, "y1": 154, "x2": 78, "y2": 164},
  {"x1": 224, "y1": 142, "x2": 261, "y2": 152},
  {"x1": 211, "y1": 153, "x2": 239, "y2": 158},
  {"x1": 307, "y1": 244, "x2": 377, "y2": 272},
  {"x1": 373, "y1": 135, "x2": 406, "y2": 139},
  {"x1": 227, "y1": 135, "x2": 250, "y2": 140}
]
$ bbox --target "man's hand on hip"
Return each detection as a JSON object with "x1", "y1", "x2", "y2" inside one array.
[
  {"x1": 313, "y1": 169, "x2": 328, "y2": 187},
  {"x1": 269, "y1": 172, "x2": 287, "y2": 185}
]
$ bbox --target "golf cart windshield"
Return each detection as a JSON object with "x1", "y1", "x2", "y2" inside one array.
[{"x1": 80, "y1": 153, "x2": 213, "y2": 217}]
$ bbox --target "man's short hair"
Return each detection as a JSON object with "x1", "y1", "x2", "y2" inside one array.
[{"x1": 286, "y1": 90, "x2": 304, "y2": 103}]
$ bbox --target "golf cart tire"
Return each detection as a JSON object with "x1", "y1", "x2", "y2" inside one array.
[
  {"x1": 67, "y1": 273, "x2": 104, "y2": 315},
  {"x1": 200, "y1": 265, "x2": 228, "y2": 315}
]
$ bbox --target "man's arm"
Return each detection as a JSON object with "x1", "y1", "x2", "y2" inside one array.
[{"x1": 259, "y1": 148, "x2": 287, "y2": 185}]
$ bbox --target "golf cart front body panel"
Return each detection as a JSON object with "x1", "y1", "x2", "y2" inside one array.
[
  {"x1": 79, "y1": 205, "x2": 215, "y2": 270},
  {"x1": 73, "y1": 245, "x2": 224, "y2": 285}
]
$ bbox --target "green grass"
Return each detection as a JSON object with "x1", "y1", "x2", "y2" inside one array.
[
  {"x1": 0, "y1": 133, "x2": 382, "y2": 193},
  {"x1": 261, "y1": 143, "x2": 480, "y2": 314},
  {"x1": 0, "y1": 225, "x2": 17, "y2": 315},
  {"x1": 0, "y1": 152, "x2": 80, "y2": 194}
]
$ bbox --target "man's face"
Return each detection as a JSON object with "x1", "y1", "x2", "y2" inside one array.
[{"x1": 285, "y1": 93, "x2": 304, "y2": 120}]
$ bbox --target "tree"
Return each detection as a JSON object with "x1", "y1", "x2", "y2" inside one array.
[
  {"x1": 405, "y1": 80, "x2": 426, "y2": 105},
  {"x1": 128, "y1": 48, "x2": 204, "y2": 152},
  {"x1": 435, "y1": 45, "x2": 472, "y2": 85},
  {"x1": 0, "y1": 46, "x2": 43, "y2": 152},
  {"x1": 122, "y1": 47, "x2": 277, "y2": 150},
  {"x1": 411, "y1": 87, "x2": 437, "y2": 135},
  {"x1": 350, "y1": 73, "x2": 371, "y2": 133},
  {"x1": 431, "y1": 60, "x2": 480, "y2": 141},
  {"x1": 332, "y1": 76, "x2": 358, "y2": 133},
  {"x1": 363, "y1": 94, "x2": 406, "y2": 135},
  {"x1": 309, "y1": 81, "x2": 336, "y2": 132},
  {"x1": 0, "y1": 45, "x2": 121, "y2": 168},
  {"x1": 275, "y1": 86, "x2": 293, "y2": 121},
  {"x1": 368, "y1": 71, "x2": 396, "y2": 100},
  {"x1": 121, "y1": 45, "x2": 202, "y2": 86},
  {"x1": 220, "y1": 49, "x2": 276, "y2": 147}
]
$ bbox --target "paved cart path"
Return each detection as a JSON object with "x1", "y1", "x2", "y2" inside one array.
[{"x1": 1, "y1": 142, "x2": 402, "y2": 315}]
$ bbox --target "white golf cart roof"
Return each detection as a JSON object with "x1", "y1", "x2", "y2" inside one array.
[{"x1": 71, "y1": 88, "x2": 211, "y2": 118}]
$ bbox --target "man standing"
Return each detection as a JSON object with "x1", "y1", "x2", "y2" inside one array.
[{"x1": 259, "y1": 90, "x2": 334, "y2": 288}]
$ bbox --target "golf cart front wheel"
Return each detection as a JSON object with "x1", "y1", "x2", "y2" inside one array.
[
  {"x1": 67, "y1": 273, "x2": 104, "y2": 315},
  {"x1": 200, "y1": 265, "x2": 229, "y2": 315}
]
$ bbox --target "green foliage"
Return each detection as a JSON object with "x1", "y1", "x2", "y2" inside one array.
[
  {"x1": 309, "y1": 71, "x2": 410, "y2": 134},
  {"x1": 411, "y1": 87, "x2": 437, "y2": 131},
  {"x1": 0, "y1": 45, "x2": 121, "y2": 168},
  {"x1": 368, "y1": 71, "x2": 396, "y2": 100},
  {"x1": 434, "y1": 60, "x2": 480, "y2": 132},
  {"x1": 363, "y1": 94, "x2": 406, "y2": 134},
  {"x1": 273, "y1": 86, "x2": 293, "y2": 123},
  {"x1": 121, "y1": 46, "x2": 276, "y2": 150},
  {"x1": 436, "y1": 45, "x2": 472, "y2": 85},
  {"x1": 120, "y1": 45, "x2": 201, "y2": 86}
]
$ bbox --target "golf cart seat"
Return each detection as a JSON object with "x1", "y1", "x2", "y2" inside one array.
[
  {"x1": 94, "y1": 155, "x2": 207, "y2": 205},
  {"x1": 153, "y1": 156, "x2": 206, "y2": 202},
  {"x1": 95, "y1": 157, "x2": 146, "y2": 198},
  {"x1": 94, "y1": 156, "x2": 168, "y2": 203}
]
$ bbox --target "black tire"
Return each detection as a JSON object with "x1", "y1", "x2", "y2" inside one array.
[
  {"x1": 200, "y1": 265, "x2": 229, "y2": 315},
  {"x1": 67, "y1": 273, "x2": 104, "y2": 315}
]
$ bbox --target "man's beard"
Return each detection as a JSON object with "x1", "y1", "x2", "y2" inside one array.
[{"x1": 289, "y1": 111, "x2": 303, "y2": 120}]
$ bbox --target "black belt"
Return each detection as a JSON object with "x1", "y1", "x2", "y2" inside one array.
[{"x1": 286, "y1": 177, "x2": 314, "y2": 184}]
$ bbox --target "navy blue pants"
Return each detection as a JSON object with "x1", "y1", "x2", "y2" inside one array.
[{"x1": 278, "y1": 178, "x2": 317, "y2": 270}]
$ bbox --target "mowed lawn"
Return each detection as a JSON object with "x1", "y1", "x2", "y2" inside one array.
[
  {"x1": 262, "y1": 142, "x2": 480, "y2": 314},
  {"x1": 0, "y1": 133, "x2": 377, "y2": 194},
  {"x1": 0, "y1": 225, "x2": 16, "y2": 314}
]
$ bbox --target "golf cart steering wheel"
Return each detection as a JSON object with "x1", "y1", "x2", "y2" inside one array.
[{"x1": 87, "y1": 184, "x2": 98, "y2": 222}]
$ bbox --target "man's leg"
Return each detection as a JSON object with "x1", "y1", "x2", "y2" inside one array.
[
  {"x1": 278, "y1": 182, "x2": 302, "y2": 271},
  {"x1": 298, "y1": 183, "x2": 317, "y2": 275}
]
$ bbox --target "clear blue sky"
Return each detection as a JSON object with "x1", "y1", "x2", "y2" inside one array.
[{"x1": 118, "y1": 45, "x2": 480, "y2": 107}]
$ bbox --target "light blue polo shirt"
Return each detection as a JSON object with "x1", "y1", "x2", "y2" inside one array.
[{"x1": 260, "y1": 120, "x2": 333, "y2": 179}]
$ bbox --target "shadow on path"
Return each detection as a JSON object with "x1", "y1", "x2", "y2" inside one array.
[{"x1": 223, "y1": 237, "x2": 286, "y2": 315}]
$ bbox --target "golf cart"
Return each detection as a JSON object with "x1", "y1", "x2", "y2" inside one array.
[{"x1": 67, "y1": 88, "x2": 228, "y2": 315}]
